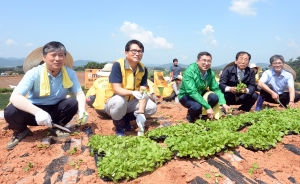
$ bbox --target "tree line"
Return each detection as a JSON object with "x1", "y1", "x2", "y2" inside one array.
[{"x1": 286, "y1": 56, "x2": 300, "y2": 82}]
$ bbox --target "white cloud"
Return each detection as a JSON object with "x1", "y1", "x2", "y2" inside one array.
[
  {"x1": 202, "y1": 25, "x2": 214, "y2": 35},
  {"x1": 287, "y1": 41, "x2": 300, "y2": 55},
  {"x1": 120, "y1": 21, "x2": 173, "y2": 49},
  {"x1": 0, "y1": 52, "x2": 2, "y2": 56},
  {"x1": 201, "y1": 25, "x2": 218, "y2": 47},
  {"x1": 229, "y1": 0, "x2": 263, "y2": 16},
  {"x1": 6, "y1": 39, "x2": 17, "y2": 46},
  {"x1": 211, "y1": 39, "x2": 218, "y2": 46},
  {"x1": 275, "y1": 36, "x2": 281, "y2": 41},
  {"x1": 181, "y1": 55, "x2": 188, "y2": 60},
  {"x1": 25, "y1": 43, "x2": 33, "y2": 47}
]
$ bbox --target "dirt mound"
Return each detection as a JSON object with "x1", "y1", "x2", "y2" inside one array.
[
  {"x1": 0, "y1": 72, "x2": 299, "y2": 183},
  {"x1": 0, "y1": 101, "x2": 300, "y2": 183}
]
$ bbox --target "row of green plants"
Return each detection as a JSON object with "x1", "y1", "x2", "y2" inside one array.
[
  {"x1": 88, "y1": 108, "x2": 300, "y2": 182},
  {"x1": 88, "y1": 136, "x2": 172, "y2": 182}
]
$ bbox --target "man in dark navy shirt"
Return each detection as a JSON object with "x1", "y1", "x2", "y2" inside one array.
[
  {"x1": 109, "y1": 62, "x2": 148, "y2": 85},
  {"x1": 104, "y1": 40, "x2": 157, "y2": 136},
  {"x1": 170, "y1": 58, "x2": 182, "y2": 81}
]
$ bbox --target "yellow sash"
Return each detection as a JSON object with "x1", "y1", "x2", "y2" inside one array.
[
  {"x1": 40, "y1": 64, "x2": 73, "y2": 96},
  {"x1": 147, "y1": 79, "x2": 155, "y2": 94},
  {"x1": 201, "y1": 91, "x2": 222, "y2": 119}
]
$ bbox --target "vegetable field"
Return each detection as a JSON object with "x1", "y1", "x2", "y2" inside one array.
[
  {"x1": 0, "y1": 73, "x2": 300, "y2": 183},
  {"x1": 90, "y1": 108, "x2": 300, "y2": 182}
]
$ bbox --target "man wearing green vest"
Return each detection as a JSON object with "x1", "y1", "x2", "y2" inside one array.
[{"x1": 104, "y1": 40, "x2": 157, "y2": 136}]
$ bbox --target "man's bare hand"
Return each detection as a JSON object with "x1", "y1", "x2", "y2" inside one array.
[
  {"x1": 230, "y1": 87, "x2": 238, "y2": 94},
  {"x1": 221, "y1": 104, "x2": 230, "y2": 113},
  {"x1": 271, "y1": 92, "x2": 279, "y2": 101},
  {"x1": 206, "y1": 108, "x2": 214, "y2": 120},
  {"x1": 289, "y1": 101, "x2": 296, "y2": 108}
]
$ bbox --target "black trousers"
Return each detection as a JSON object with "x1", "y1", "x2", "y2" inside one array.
[
  {"x1": 224, "y1": 92, "x2": 258, "y2": 112},
  {"x1": 260, "y1": 89, "x2": 300, "y2": 107},
  {"x1": 163, "y1": 91, "x2": 176, "y2": 102},
  {"x1": 4, "y1": 98, "x2": 78, "y2": 131},
  {"x1": 179, "y1": 93, "x2": 219, "y2": 122}
]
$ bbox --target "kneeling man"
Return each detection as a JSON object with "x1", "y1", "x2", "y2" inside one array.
[
  {"x1": 178, "y1": 51, "x2": 230, "y2": 123},
  {"x1": 219, "y1": 51, "x2": 258, "y2": 112}
]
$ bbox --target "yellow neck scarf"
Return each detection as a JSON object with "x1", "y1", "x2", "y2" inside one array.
[
  {"x1": 202, "y1": 91, "x2": 222, "y2": 119},
  {"x1": 40, "y1": 64, "x2": 73, "y2": 96}
]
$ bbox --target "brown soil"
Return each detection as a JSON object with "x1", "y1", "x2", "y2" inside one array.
[
  {"x1": 0, "y1": 73, "x2": 300, "y2": 184},
  {"x1": 0, "y1": 72, "x2": 86, "y2": 88}
]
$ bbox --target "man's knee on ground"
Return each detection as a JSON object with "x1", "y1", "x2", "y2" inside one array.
[
  {"x1": 189, "y1": 103, "x2": 202, "y2": 112},
  {"x1": 145, "y1": 99, "x2": 157, "y2": 117},
  {"x1": 208, "y1": 93, "x2": 219, "y2": 107}
]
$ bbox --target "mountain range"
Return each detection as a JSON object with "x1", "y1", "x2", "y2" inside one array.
[{"x1": 0, "y1": 57, "x2": 269, "y2": 69}]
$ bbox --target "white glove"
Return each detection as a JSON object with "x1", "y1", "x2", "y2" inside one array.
[
  {"x1": 35, "y1": 109, "x2": 52, "y2": 127},
  {"x1": 132, "y1": 91, "x2": 146, "y2": 100},
  {"x1": 78, "y1": 111, "x2": 89, "y2": 125},
  {"x1": 136, "y1": 113, "x2": 146, "y2": 136}
]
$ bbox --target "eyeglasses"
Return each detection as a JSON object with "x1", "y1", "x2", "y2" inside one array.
[
  {"x1": 129, "y1": 49, "x2": 144, "y2": 54},
  {"x1": 272, "y1": 62, "x2": 283, "y2": 65},
  {"x1": 238, "y1": 58, "x2": 249, "y2": 62},
  {"x1": 199, "y1": 59, "x2": 212, "y2": 63}
]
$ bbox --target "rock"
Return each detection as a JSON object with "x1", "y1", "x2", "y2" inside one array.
[
  {"x1": 69, "y1": 138, "x2": 81, "y2": 150},
  {"x1": 16, "y1": 177, "x2": 29, "y2": 184},
  {"x1": 62, "y1": 169, "x2": 78, "y2": 184}
]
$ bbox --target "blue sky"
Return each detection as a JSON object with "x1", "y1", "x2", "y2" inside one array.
[{"x1": 0, "y1": 0, "x2": 300, "y2": 67}]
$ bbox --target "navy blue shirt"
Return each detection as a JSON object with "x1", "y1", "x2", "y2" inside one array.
[
  {"x1": 109, "y1": 62, "x2": 148, "y2": 86},
  {"x1": 170, "y1": 65, "x2": 182, "y2": 79}
]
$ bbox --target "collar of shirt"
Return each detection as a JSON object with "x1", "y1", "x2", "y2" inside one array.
[
  {"x1": 271, "y1": 68, "x2": 284, "y2": 77},
  {"x1": 237, "y1": 68, "x2": 245, "y2": 74},
  {"x1": 201, "y1": 71, "x2": 208, "y2": 80}
]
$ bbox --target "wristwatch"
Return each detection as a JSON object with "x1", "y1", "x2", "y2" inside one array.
[{"x1": 137, "y1": 112, "x2": 144, "y2": 114}]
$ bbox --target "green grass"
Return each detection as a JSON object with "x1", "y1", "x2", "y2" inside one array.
[
  {"x1": 0, "y1": 93, "x2": 10, "y2": 110},
  {"x1": 295, "y1": 83, "x2": 300, "y2": 91}
]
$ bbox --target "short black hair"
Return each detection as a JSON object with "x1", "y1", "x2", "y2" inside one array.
[
  {"x1": 173, "y1": 58, "x2": 178, "y2": 63},
  {"x1": 197, "y1": 51, "x2": 212, "y2": 60},
  {"x1": 236, "y1": 51, "x2": 251, "y2": 61},
  {"x1": 125, "y1": 39, "x2": 144, "y2": 52}
]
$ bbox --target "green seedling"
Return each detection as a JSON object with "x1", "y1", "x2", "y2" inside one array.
[
  {"x1": 38, "y1": 143, "x2": 43, "y2": 148},
  {"x1": 214, "y1": 173, "x2": 223, "y2": 177},
  {"x1": 165, "y1": 116, "x2": 170, "y2": 119},
  {"x1": 236, "y1": 81, "x2": 247, "y2": 93},
  {"x1": 152, "y1": 119, "x2": 159, "y2": 125},
  {"x1": 76, "y1": 112, "x2": 88, "y2": 126},
  {"x1": 71, "y1": 131, "x2": 79, "y2": 136},
  {"x1": 24, "y1": 162, "x2": 34, "y2": 172},
  {"x1": 46, "y1": 131, "x2": 50, "y2": 136},
  {"x1": 37, "y1": 143, "x2": 49, "y2": 149},
  {"x1": 249, "y1": 162, "x2": 258, "y2": 175},
  {"x1": 68, "y1": 147, "x2": 78, "y2": 155},
  {"x1": 205, "y1": 173, "x2": 211, "y2": 178},
  {"x1": 69, "y1": 159, "x2": 83, "y2": 169}
]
